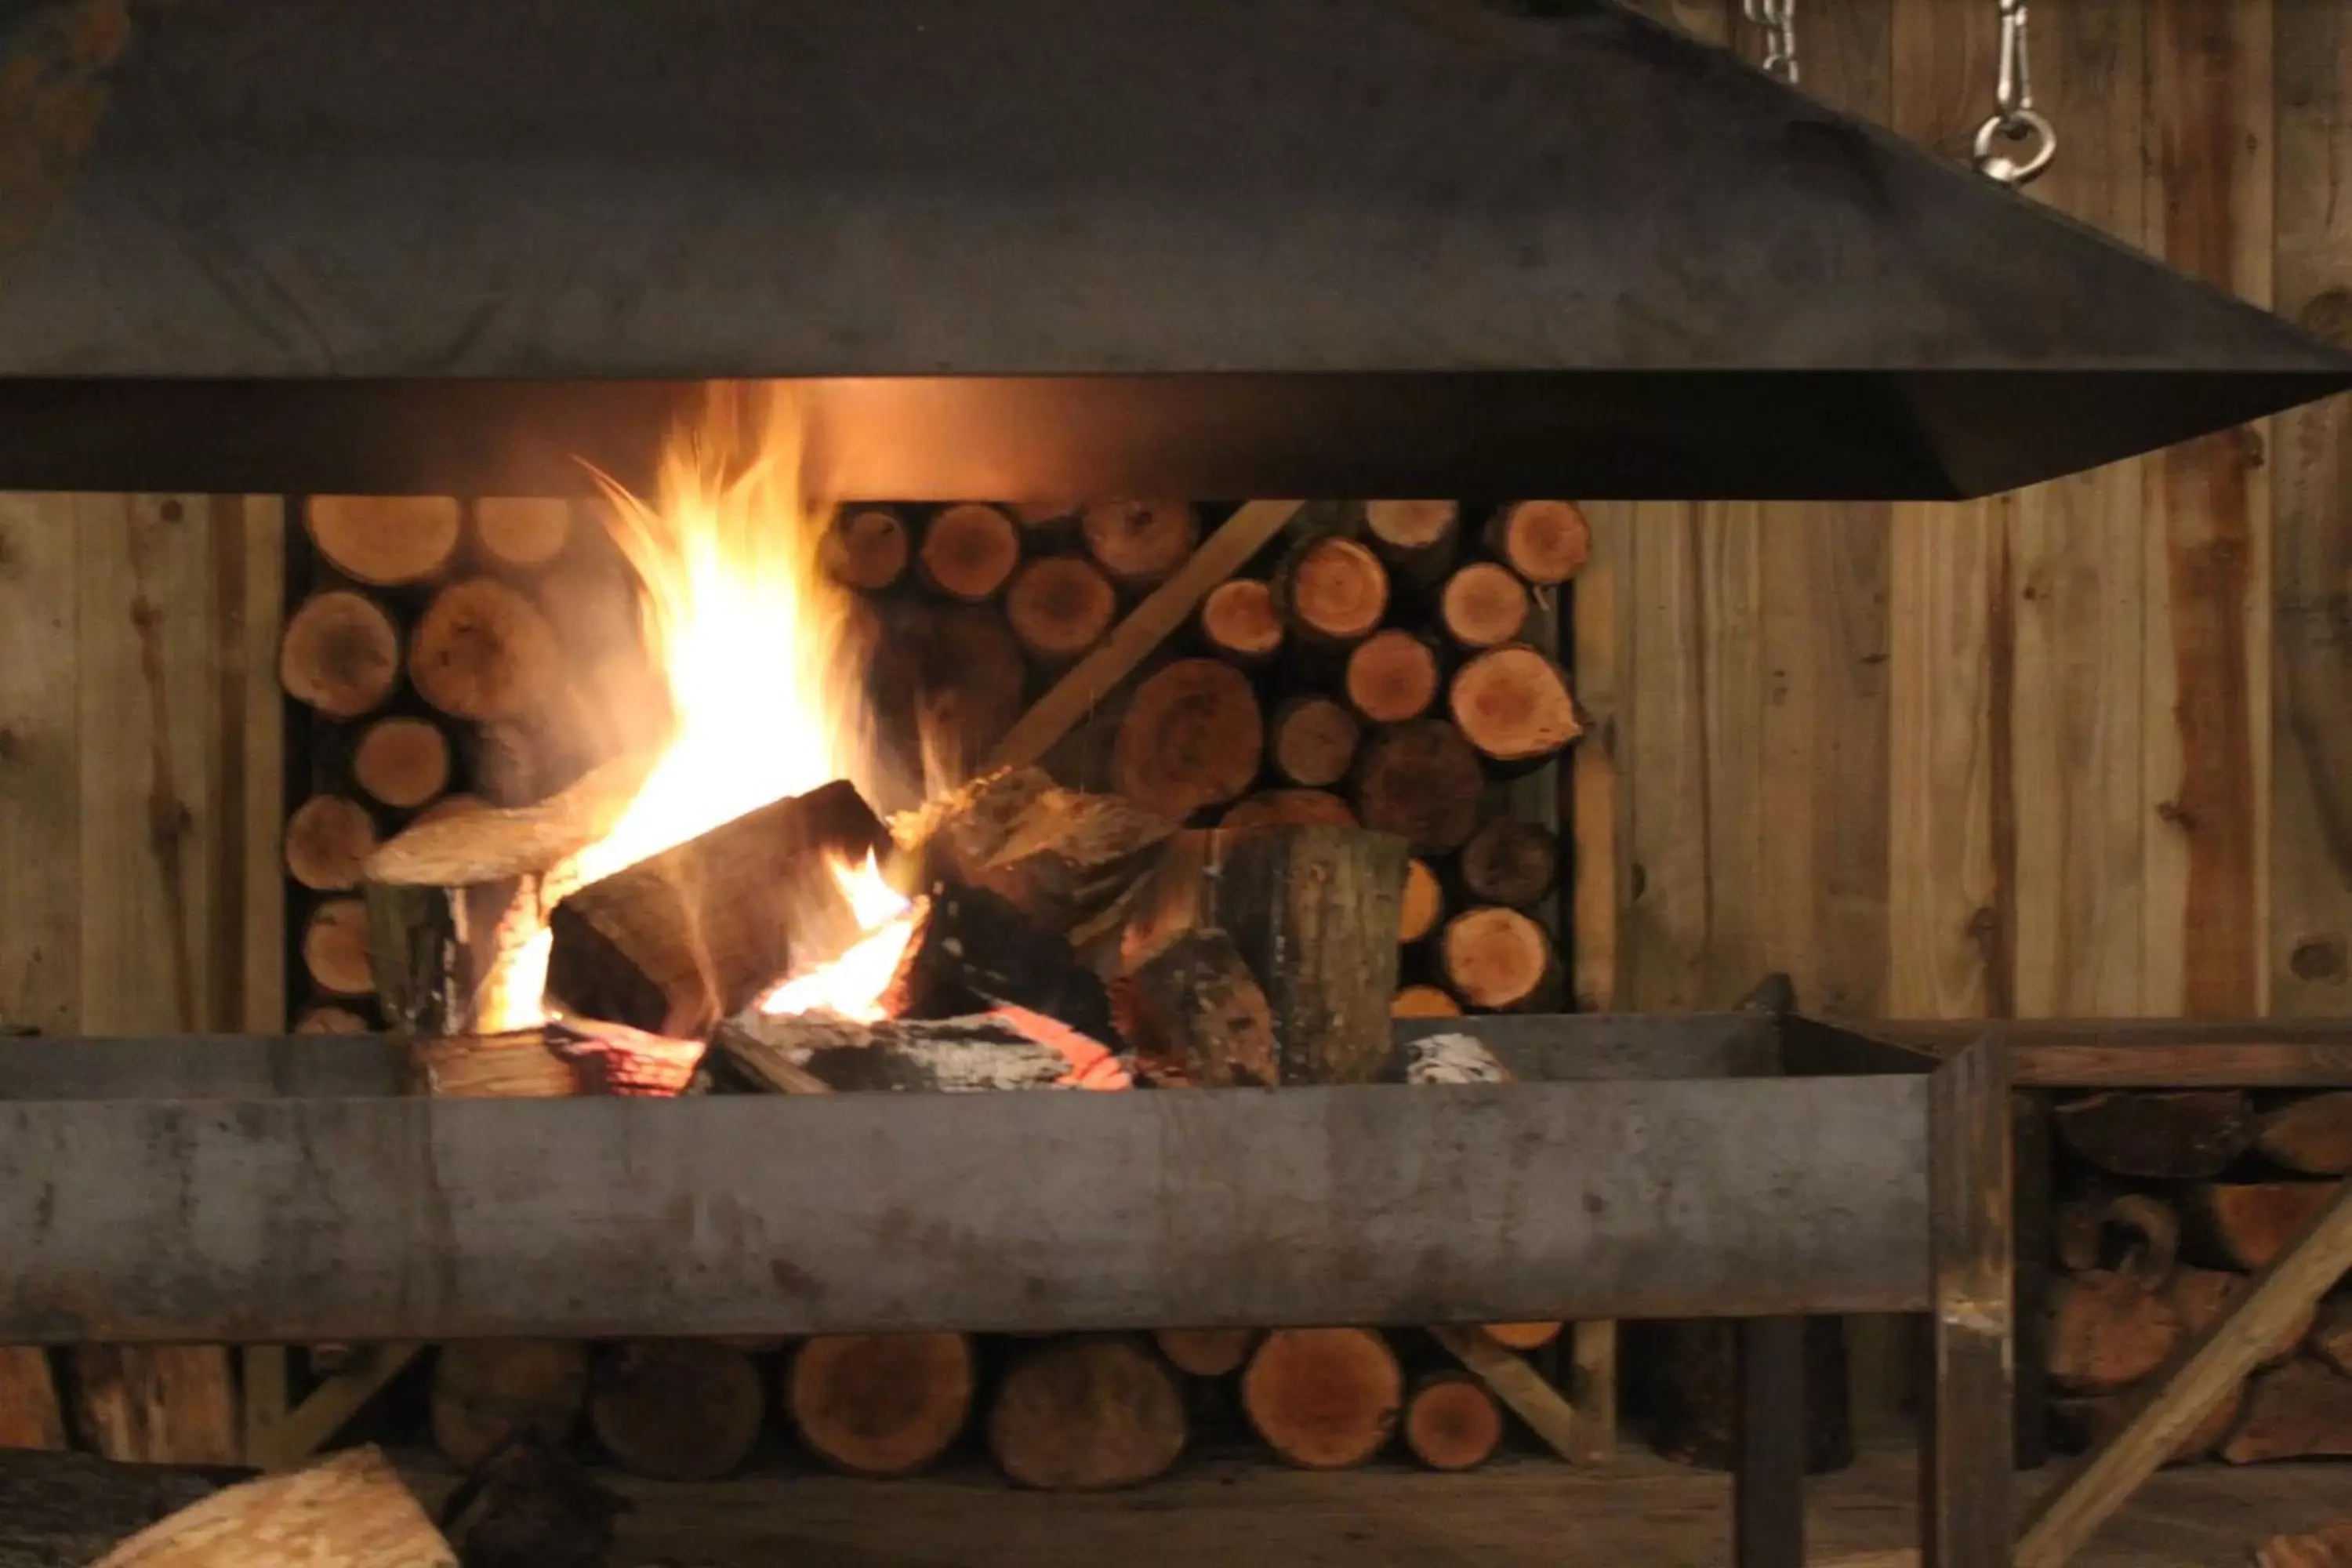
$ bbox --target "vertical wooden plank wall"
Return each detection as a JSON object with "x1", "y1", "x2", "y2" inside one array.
[{"x1": 0, "y1": 493, "x2": 285, "y2": 1461}]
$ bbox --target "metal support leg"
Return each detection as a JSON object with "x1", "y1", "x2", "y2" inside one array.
[
  {"x1": 1922, "y1": 1030, "x2": 2015, "y2": 1568},
  {"x1": 1735, "y1": 1315, "x2": 1806, "y2": 1568}
]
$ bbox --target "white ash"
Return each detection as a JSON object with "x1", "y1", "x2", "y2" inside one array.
[{"x1": 1403, "y1": 1033, "x2": 1514, "y2": 1086}]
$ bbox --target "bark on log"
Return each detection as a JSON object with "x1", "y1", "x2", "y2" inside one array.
[
  {"x1": 430, "y1": 1341, "x2": 590, "y2": 1471},
  {"x1": 89, "y1": 1446, "x2": 453, "y2": 1568},
  {"x1": 351, "y1": 716, "x2": 452, "y2": 810},
  {"x1": 1361, "y1": 500, "x2": 1461, "y2": 590},
  {"x1": 1439, "y1": 906, "x2": 1559, "y2": 1012},
  {"x1": 2165, "y1": 1266, "x2": 2314, "y2": 1370},
  {"x1": 544, "y1": 779, "x2": 889, "y2": 1036},
  {"x1": 1437, "y1": 561, "x2": 1532, "y2": 649},
  {"x1": 0, "y1": 1448, "x2": 229, "y2": 1568},
  {"x1": 986, "y1": 1335, "x2": 1189, "y2": 1491},
  {"x1": 1344, "y1": 628, "x2": 1443, "y2": 724},
  {"x1": 278, "y1": 590, "x2": 400, "y2": 719},
  {"x1": 1219, "y1": 790, "x2": 1357, "y2": 829},
  {"x1": 917, "y1": 503, "x2": 1022, "y2": 603},
  {"x1": 2047, "y1": 1271, "x2": 2181, "y2": 1393},
  {"x1": 2053, "y1": 1192, "x2": 2180, "y2": 1280},
  {"x1": 1153, "y1": 1330, "x2": 1259, "y2": 1379},
  {"x1": 1457, "y1": 817, "x2": 1561, "y2": 909},
  {"x1": 1266, "y1": 695, "x2": 1359, "y2": 788},
  {"x1": 720, "y1": 1010, "x2": 1129, "y2": 1094},
  {"x1": 823, "y1": 506, "x2": 911, "y2": 592},
  {"x1": 1353, "y1": 719, "x2": 1485, "y2": 854},
  {"x1": 1127, "y1": 825, "x2": 1406, "y2": 1084},
  {"x1": 1117, "y1": 927, "x2": 1278, "y2": 1087},
  {"x1": 409, "y1": 578, "x2": 565, "y2": 722},
  {"x1": 1400, "y1": 1370, "x2": 1504, "y2": 1472},
  {"x1": 1392, "y1": 985, "x2": 1462, "y2": 1018},
  {"x1": 1007, "y1": 556, "x2": 1117, "y2": 666},
  {"x1": 1398, "y1": 858, "x2": 1444, "y2": 944},
  {"x1": 2220, "y1": 1360, "x2": 2352, "y2": 1464},
  {"x1": 1081, "y1": 501, "x2": 1199, "y2": 591},
  {"x1": 2254, "y1": 1093, "x2": 2352, "y2": 1175},
  {"x1": 1483, "y1": 500, "x2": 1591, "y2": 586},
  {"x1": 1240, "y1": 1329, "x2": 1403, "y2": 1470},
  {"x1": 587, "y1": 1341, "x2": 764, "y2": 1482},
  {"x1": 2183, "y1": 1182, "x2": 2342, "y2": 1270},
  {"x1": 1448, "y1": 643, "x2": 1581, "y2": 772},
  {"x1": 1274, "y1": 535, "x2": 1388, "y2": 647},
  {"x1": 299, "y1": 898, "x2": 373, "y2": 997},
  {"x1": 787, "y1": 1334, "x2": 975, "y2": 1478},
  {"x1": 305, "y1": 495, "x2": 463, "y2": 586},
  {"x1": 473, "y1": 498, "x2": 574, "y2": 572},
  {"x1": 2054, "y1": 1089, "x2": 2255, "y2": 1179},
  {"x1": 2049, "y1": 1386, "x2": 2241, "y2": 1466},
  {"x1": 895, "y1": 766, "x2": 1175, "y2": 936},
  {"x1": 1639, "y1": 1317, "x2": 1854, "y2": 1475},
  {"x1": 876, "y1": 879, "x2": 1120, "y2": 1040},
  {"x1": 1110, "y1": 659, "x2": 1263, "y2": 820},
  {"x1": 282, "y1": 795, "x2": 378, "y2": 892},
  {"x1": 1198, "y1": 579, "x2": 1284, "y2": 666}
]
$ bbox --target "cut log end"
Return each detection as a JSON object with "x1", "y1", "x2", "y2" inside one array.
[
  {"x1": 285, "y1": 794, "x2": 379, "y2": 892},
  {"x1": 1458, "y1": 817, "x2": 1560, "y2": 909},
  {"x1": 1398, "y1": 858, "x2": 1445, "y2": 944},
  {"x1": 987, "y1": 1334, "x2": 1189, "y2": 1491},
  {"x1": 280, "y1": 589, "x2": 401, "y2": 719},
  {"x1": 789, "y1": 1333, "x2": 975, "y2": 1478},
  {"x1": 1484, "y1": 500, "x2": 1591, "y2": 586},
  {"x1": 1449, "y1": 644, "x2": 1580, "y2": 769},
  {"x1": 1279, "y1": 535, "x2": 1388, "y2": 644},
  {"x1": 1392, "y1": 985, "x2": 1461, "y2": 1018},
  {"x1": 1439, "y1": 907, "x2": 1558, "y2": 1012},
  {"x1": 825, "y1": 506, "x2": 912, "y2": 592},
  {"x1": 919, "y1": 503, "x2": 1022, "y2": 602},
  {"x1": 1354, "y1": 719, "x2": 1486, "y2": 854},
  {"x1": 301, "y1": 897, "x2": 374, "y2": 997},
  {"x1": 473, "y1": 497, "x2": 575, "y2": 571},
  {"x1": 306, "y1": 495, "x2": 462, "y2": 586},
  {"x1": 1221, "y1": 789, "x2": 1358, "y2": 830},
  {"x1": 1112, "y1": 658, "x2": 1264, "y2": 820},
  {"x1": 1242, "y1": 1328, "x2": 1403, "y2": 1470},
  {"x1": 410, "y1": 576, "x2": 565, "y2": 722},
  {"x1": 1154, "y1": 1330, "x2": 1260, "y2": 1380},
  {"x1": 1401, "y1": 1370, "x2": 1504, "y2": 1472},
  {"x1": 1082, "y1": 500, "x2": 1200, "y2": 589},
  {"x1": 590, "y1": 1340, "x2": 764, "y2": 1481},
  {"x1": 431, "y1": 1340, "x2": 590, "y2": 1469},
  {"x1": 1007, "y1": 555, "x2": 1118, "y2": 665},
  {"x1": 1200, "y1": 579, "x2": 1285, "y2": 665},
  {"x1": 1438, "y1": 561, "x2": 1532, "y2": 648},
  {"x1": 1268, "y1": 695, "x2": 1360, "y2": 788},
  {"x1": 1344, "y1": 629, "x2": 1443, "y2": 724},
  {"x1": 353, "y1": 715, "x2": 452, "y2": 809},
  {"x1": 2253, "y1": 1091, "x2": 2352, "y2": 1175}
]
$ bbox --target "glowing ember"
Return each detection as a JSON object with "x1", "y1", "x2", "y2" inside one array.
[{"x1": 757, "y1": 857, "x2": 921, "y2": 1024}]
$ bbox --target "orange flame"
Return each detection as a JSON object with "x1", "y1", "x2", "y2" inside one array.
[{"x1": 755, "y1": 854, "x2": 920, "y2": 1024}]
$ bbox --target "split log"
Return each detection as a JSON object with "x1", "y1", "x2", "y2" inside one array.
[
  {"x1": 292, "y1": 1005, "x2": 368, "y2": 1034},
  {"x1": 1116, "y1": 927, "x2": 1277, "y2": 1087},
  {"x1": 1266, "y1": 695, "x2": 1359, "y2": 788},
  {"x1": 408, "y1": 1030, "x2": 579, "y2": 1099},
  {"x1": 1198, "y1": 579, "x2": 1284, "y2": 666},
  {"x1": 588, "y1": 1341, "x2": 764, "y2": 1481},
  {"x1": 1274, "y1": 535, "x2": 1388, "y2": 647},
  {"x1": 2165, "y1": 1267, "x2": 2314, "y2": 1370},
  {"x1": 1448, "y1": 643, "x2": 1581, "y2": 772},
  {"x1": 1401, "y1": 1370, "x2": 1504, "y2": 1472},
  {"x1": 1639, "y1": 1316, "x2": 1854, "y2": 1474},
  {"x1": 869, "y1": 605, "x2": 1029, "y2": 799},
  {"x1": 66, "y1": 1349, "x2": 238, "y2": 1468},
  {"x1": 282, "y1": 795, "x2": 378, "y2": 892},
  {"x1": 89, "y1": 1445, "x2": 453, "y2": 1568},
  {"x1": 1392, "y1": 985, "x2": 1461, "y2": 1018},
  {"x1": 0, "y1": 1349, "x2": 63, "y2": 1451},
  {"x1": 1361, "y1": 500, "x2": 1461, "y2": 590},
  {"x1": 278, "y1": 590, "x2": 400, "y2": 719},
  {"x1": 1240, "y1": 1329, "x2": 1403, "y2": 1470},
  {"x1": 1457, "y1": 817, "x2": 1561, "y2": 909},
  {"x1": 430, "y1": 1341, "x2": 590, "y2": 1470},
  {"x1": 822, "y1": 506, "x2": 911, "y2": 592},
  {"x1": 895, "y1": 767, "x2": 1175, "y2": 936},
  {"x1": 2053, "y1": 1192, "x2": 2180, "y2": 1279},
  {"x1": 1344, "y1": 628, "x2": 1443, "y2": 724},
  {"x1": 1007, "y1": 556, "x2": 1117, "y2": 666},
  {"x1": 351, "y1": 716, "x2": 452, "y2": 810},
  {"x1": 305, "y1": 495, "x2": 462, "y2": 586},
  {"x1": 2049, "y1": 1385, "x2": 2241, "y2": 1465},
  {"x1": 1127, "y1": 824, "x2": 1406, "y2": 1084},
  {"x1": 1081, "y1": 500, "x2": 1199, "y2": 591},
  {"x1": 1403, "y1": 1031, "x2": 1513, "y2": 1086},
  {"x1": 544, "y1": 779, "x2": 889, "y2": 1036},
  {"x1": 2183, "y1": 1182, "x2": 2343, "y2": 1270},
  {"x1": 1439, "y1": 906, "x2": 1559, "y2": 1012},
  {"x1": 1483, "y1": 1323, "x2": 1563, "y2": 1352},
  {"x1": 1154, "y1": 1330, "x2": 1259, "y2": 1379},
  {"x1": 1110, "y1": 658, "x2": 1263, "y2": 820},
  {"x1": 409, "y1": 577, "x2": 565, "y2": 722},
  {"x1": 2048, "y1": 1272, "x2": 2181, "y2": 1393},
  {"x1": 720, "y1": 1009, "x2": 1129, "y2": 1094},
  {"x1": 299, "y1": 898, "x2": 373, "y2": 997},
  {"x1": 787, "y1": 1333, "x2": 975, "y2": 1478},
  {"x1": 876, "y1": 878, "x2": 1120, "y2": 1040},
  {"x1": 1483, "y1": 499, "x2": 1591, "y2": 585},
  {"x1": 917, "y1": 503, "x2": 1022, "y2": 602},
  {"x1": 2311, "y1": 1300, "x2": 2352, "y2": 1376},
  {"x1": 2255, "y1": 1093, "x2": 2352, "y2": 1175},
  {"x1": 2054, "y1": 1089, "x2": 2254, "y2": 1178},
  {"x1": 473, "y1": 498, "x2": 574, "y2": 572},
  {"x1": 2221, "y1": 1359, "x2": 2352, "y2": 1464},
  {"x1": 1437, "y1": 561, "x2": 1532, "y2": 649},
  {"x1": 1220, "y1": 789, "x2": 1357, "y2": 829},
  {"x1": 1399, "y1": 858, "x2": 1444, "y2": 943},
  {"x1": 1353, "y1": 718, "x2": 1485, "y2": 854},
  {"x1": 987, "y1": 1334, "x2": 1189, "y2": 1491},
  {"x1": 2256, "y1": 1523, "x2": 2352, "y2": 1568}
]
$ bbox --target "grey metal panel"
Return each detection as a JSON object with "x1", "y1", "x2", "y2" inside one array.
[
  {"x1": 1388, "y1": 1012, "x2": 1778, "y2": 1080},
  {"x1": 0, "y1": 1037, "x2": 409, "y2": 1102},
  {"x1": 0, "y1": 1080, "x2": 1930, "y2": 1342}
]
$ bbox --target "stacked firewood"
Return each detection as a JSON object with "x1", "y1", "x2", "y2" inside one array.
[{"x1": 2047, "y1": 1089, "x2": 2352, "y2": 1463}]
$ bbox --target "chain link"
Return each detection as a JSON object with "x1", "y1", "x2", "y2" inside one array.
[
  {"x1": 1973, "y1": 0, "x2": 2057, "y2": 187},
  {"x1": 1741, "y1": 0, "x2": 1798, "y2": 85}
]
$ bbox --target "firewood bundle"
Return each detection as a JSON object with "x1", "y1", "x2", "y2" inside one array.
[{"x1": 2043, "y1": 1088, "x2": 2352, "y2": 1465}]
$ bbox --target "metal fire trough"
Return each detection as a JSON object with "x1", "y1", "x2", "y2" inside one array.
[{"x1": 0, "y1": 1008, "x2": 2014, "y2": 1565}]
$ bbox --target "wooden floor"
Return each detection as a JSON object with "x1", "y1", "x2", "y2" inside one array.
[{"x1": 406, "y1": 1443, "x2": 2352, "y2": 1567}]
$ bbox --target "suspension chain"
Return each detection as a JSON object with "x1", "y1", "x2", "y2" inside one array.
[
  {"x1": 1973, "y1": 0, "x2": 2057, "y2": 186},
  {"x1": 1741, "y1": 0, "x2": 1798, "y2": 85}
]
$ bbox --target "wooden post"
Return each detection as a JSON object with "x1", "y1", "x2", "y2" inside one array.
[
  {"x1": 1736, "y1": 1316, "x2": 1807, "y2": 1568},
  {"x1": 1921, "y1": 1029, "x2": 2014, "y2": 1568},
  {"x1": 2013, "y1": 1091, "x2": 2053, "y2": 1471}
]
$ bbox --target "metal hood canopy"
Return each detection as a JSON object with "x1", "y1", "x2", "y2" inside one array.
[{"x1": 2, "y1": 0, "x2": 2347, "y2": 501}]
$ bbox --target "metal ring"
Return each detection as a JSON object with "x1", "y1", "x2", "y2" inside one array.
[{"x1": 1971, "y1": 107, "x2": 2056, "y2": 187}]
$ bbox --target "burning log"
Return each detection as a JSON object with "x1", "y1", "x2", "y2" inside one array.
[
  {"x1": 916, "y1": 503, "x2": 1022, "y2": 603},
  {"x1": 986, "y1": 1334, "x2": 1189, "y2": 1492},
  {"x1": 2254, "y1": 1092, "x2": 2352, "y2": 1175},
  {"x1": 545, "y1": 779, "x2": 888, "y2": 1036},
  {"x1": 896, "y1": 767, "x2": 1175, "y2": 936},
  {"x1": 588, "y1": 1341, "x2": 764, "y2": 1481},
  {"x1": 1401, "y1": 1370, "x2": 1504, "y2": 1472},
  {"x1": 1399, "y1": 858, "x2": 1444, "y2": 944},
  {"x1": 1111, "y1": 658, "x2": 1264, "y2": 819},
  {"x1": 2221, "y1": 1361, "x2": 2352, "y2": 1464},
  {"x1": 2183, "y1": 1181, "x2": 2342, "y2": 1270},
  {"x1": 409, "y1": 577, "x2": 566, "y2": 722},
  {"x1": 299, "y1": 898, "x2": 373, "y2": 998},
  {"x1": 880, "y1": 878, "x2": 1122, "y2": 1038},
  {"x1": 351, "y1": 716, "x2": 452, "y2": 810},
  {"x1": 1392, "y1": 985, "x2": 1461, "y2": 1018},
  {"x1": 1082, "y1": 500, "x2": 1200, "y2": 591},
  {"x1": 1483, "y1": 499, "x2": 1591, "y2": 586},
  {"x1": 2054, "y1": 1089, "x2": 2254, "y2": 1178},
  {"x1": 1353, "y1": 719, "x2": 1484, "y2": 854},
  {"x1": 430, "y1": 1341, "x2": 589, "y2": 1471},
  {"x1": 1007, "y1": 556, "x2": 1118, "y2": 666},
  {"x1": 278, "y1": 589, "x2": 401, "y2": 719},
  {"x1": 1457, "y1": 817, "x2": 1560, "y2": 909},
  {"x1": 869, "y1": 604, "x2": 1027, "y2": 799},
  {"x1": 472, "y1": 497, "x2": 575, "y2": 572},
  {"x1": 1266, "y1": 695, "x2": 1359, "y2": 788},
  {"x1": 1198, "y1": 579, "x2": 1284, "y2": 666},
  {"x1": 1437, "y1": 561, "x2": 1531, "y2": 649},
  {"x1": 1361, "y1": 500, "x2": 1461, "y2": 590},
  {"x1": 1127, "y1": 824, "x2": 1406, "y2": 1084},
  {"x1": 718, "y1": 1008, "x2": 1129, "y2": 1094},
  {"x1": 88, "y1": 1445, "x2": 453, "y2": 1568},
  {"x1": 1344, "y1": 628, "x2": 1444, "y2": 724},
  {"x1": 1439, "y1": 907, "x2": 1559, "y2": 1012},
  {"x1": 282, "y1": 795, "x2": 378, "y2": 892},
  {"x1": 1274, "y1": 535, "x2": 1388, "y2": 648},
  {"x1": 1240, "y1": 1329, "x2": 1402, "y2": 1470},
  {"x1": 306, "y1": 495, "x2": 463, "y2": 586},
  {"x1": 788, "y1": 1333, "x2": 975, "y2": 1478},
  {"x1": 1447, "y1": 643, "x2": 1581, "y2": 772},
  {"x1": 1154, "y1": 1330, "x2": 1259, "y2": 1379},
  {"x1": 1219, "y1": 790, "x2": 1357, "y2": 829},
  {"x1": 1116, "y1": 927, "x2": 1278, "y2": 1087},
  {"x1": 823, "y1": 506, "x2": 912, "y2": 592}
]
